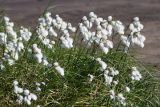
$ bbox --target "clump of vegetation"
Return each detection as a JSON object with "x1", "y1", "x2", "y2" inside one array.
[{"x1": 0, "y1": 12, "x2": 159, "y2": 107}]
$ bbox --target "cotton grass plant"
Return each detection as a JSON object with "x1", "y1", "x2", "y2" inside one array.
[{"x1": 0, "y1": 11, "x2": 159, "y2": 107}]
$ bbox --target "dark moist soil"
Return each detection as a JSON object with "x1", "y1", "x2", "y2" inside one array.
[{"x1": 0, "y1": 0, "x2": 160, "y2": 68}]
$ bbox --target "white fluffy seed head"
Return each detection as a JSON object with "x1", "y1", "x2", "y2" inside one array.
[
  {"x1": 131, "y1": 67, "x2": 142, "y2": 81},
  {"x1": 104, "y1": 74, "x2": 113, "y2": 85},
  {"x1": 25, "y1": 99, "x2": 31, "y2": 105},
  {"x1": 55, "y1": 66, "x2": 64, "y2": 76},
  {"x1": 17, "y1": 94, "x2": 23, "y2": 101},
  {"x1": 88, "y1": 74, "x2": 94, "y2": 82},
  {"x1": 41, "y1": 82, "x2": 46, "y2": 85},
  {"x1": 36, "y1": 87, "x2": 41, "y2": 92},
  {"x1": 30, "y1": 93, "x2": 37, "y2": 101},
  {"x1": 42, "y1": 59, "x2": 49, "y2": 66},
  {"x1": 108, "y1": 16, "x2": 113, "y2": 21},
  {"x1": 27, "y1": 95, "x2": 32, "y2": 101},
  {"x1": 133, "y1": 17, "x2": 139, "y2": 21},
  {"x1": 109, "y1": 90, "x2": 115, "y2": 99},
  {"x1": 14, "y1": 86, "x2": 23, "y2": 94},
  {"x1": 54, "y1": 62, "x2": 59, "y2": 67},
  {"x1": 13, "y1": 80, "x2": 18, "y2": 86},
  {"x1": 24, "y1": 89, "x2": 30, "y2": 96},
  {"x1": 89, "y1": 12, "x2": 95, "y2": 17},
  {"x1": 4, "y1": 16, "x2": 10, "y2": 22},
  {"x1": 16, "y1": 99, "x2": 23, "y2": 105},
  {"x1": 35, "y1": 82, "x2": 41, "y2": 86},
  {"x1": 125, "y1": 86, "x2": 130, "y2": 92},
  {"x1": 8, "y1": 59, "x2": 15, "y2": 65},
  {"x1": 113, "y1": 80, "x2": 119, "y2": 85},
  {"x1": 117, "y1": 93, "x2": 126, "y2": 105},
  {"x1": 96, "y1": 58, "x2": 101, "y2": 62},
  {"x1": 32, "y1": 44, "x2": 37, "y2": 49},
  {"x1": 34, "y1": 53, "x2": 43, "y2": 63},
  {"x1": 82, "y1": 16, "x2": 87, "y2": 21}
]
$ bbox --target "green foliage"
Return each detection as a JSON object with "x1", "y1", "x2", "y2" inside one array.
[{"x1": 0, "y1": 12, "x2": 159, "y2": 107}]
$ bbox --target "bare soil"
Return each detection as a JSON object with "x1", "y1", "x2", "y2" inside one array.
[{"x1": 0, "y1": 0, "x2": 160, "y2": 67}]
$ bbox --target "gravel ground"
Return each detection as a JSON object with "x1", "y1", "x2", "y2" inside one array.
[{"x1": 0, "y1": 0, "x2": 160, "y2": 67}]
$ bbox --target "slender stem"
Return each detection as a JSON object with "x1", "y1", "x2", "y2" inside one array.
[{"x1": 67, "y1": 24, "x2": 80, "y2": 62}]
